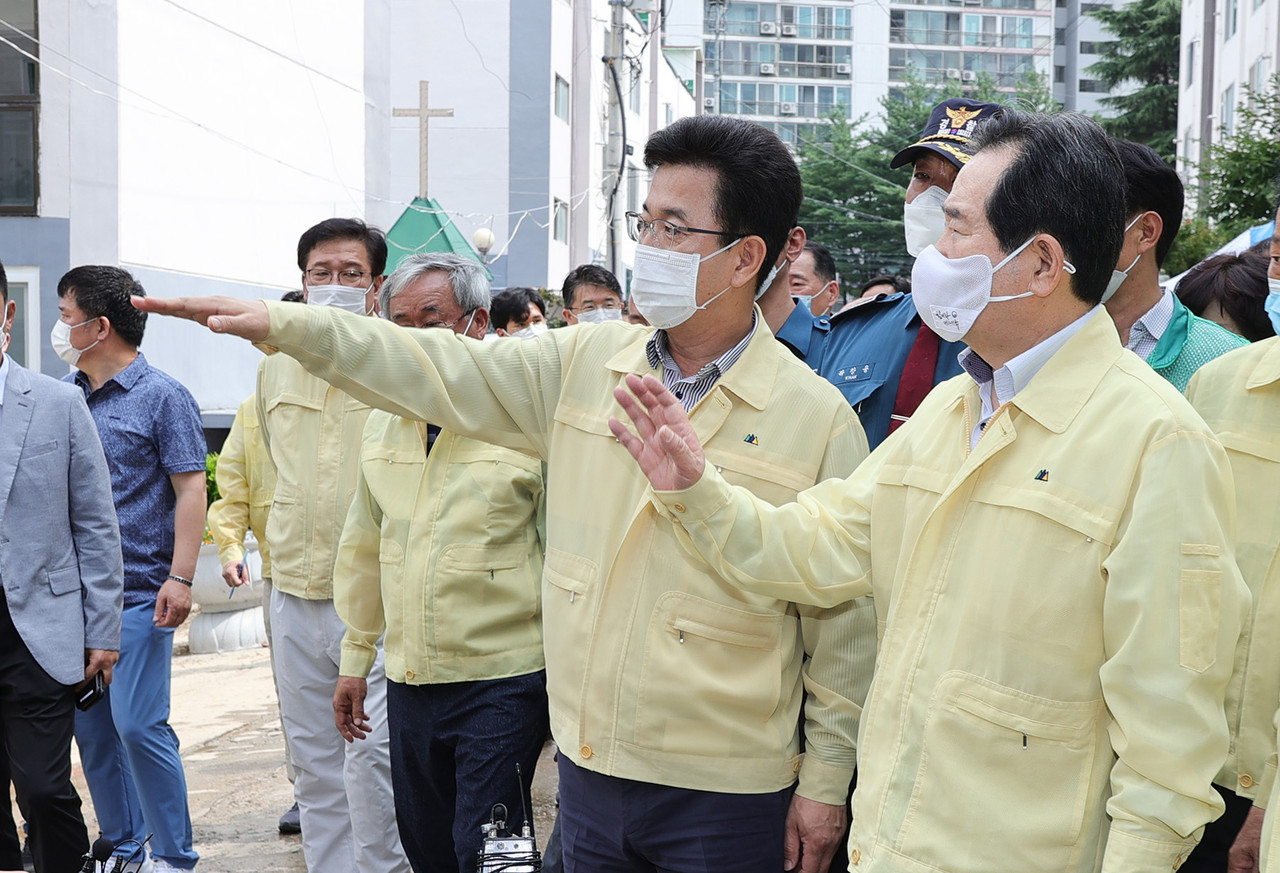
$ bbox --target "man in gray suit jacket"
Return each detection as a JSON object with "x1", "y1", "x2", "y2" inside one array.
[{"x1": 0, "y1": 259, "x2": 123, "y2": 873}]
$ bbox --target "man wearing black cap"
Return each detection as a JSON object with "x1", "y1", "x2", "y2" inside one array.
[{"x1": 776, "y1": 98, "x2": 1004, "y2": 449}]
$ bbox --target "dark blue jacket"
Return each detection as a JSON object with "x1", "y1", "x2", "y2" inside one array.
[{"x1": 776, "y1": 293, "x2": 967, "y2": 449}]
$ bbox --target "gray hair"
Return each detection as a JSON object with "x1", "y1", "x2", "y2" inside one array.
[{"x1": 378, "y1": 252, "x2": 490, "y2": 319}]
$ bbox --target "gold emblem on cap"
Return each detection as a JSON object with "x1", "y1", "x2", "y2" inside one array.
[{"x1": 944, "y1": 105, "x2": 983, "y2": 129}]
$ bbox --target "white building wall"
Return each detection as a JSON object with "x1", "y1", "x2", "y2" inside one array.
[{"x1": 1178, "y1": 0, "x2": 1280, "y2": 205}]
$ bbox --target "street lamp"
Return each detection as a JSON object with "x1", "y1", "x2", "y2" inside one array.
[{"x1": 472, "y1": 227, "x2": 496, "y2": 262}]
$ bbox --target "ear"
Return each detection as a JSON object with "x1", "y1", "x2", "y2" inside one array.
[
  {"x1": 469, "y1": 308, "x2": 490, "y2": 338},
  {"x1": 1134, "y1": 211, "x2": 1162, "y2": 256},
  {"x1": 785, "y1": 226, "x2": 807, "y2": 263},
  {"x1": 3, "y1": 300, "x2": 14, "y2": 334},
  {"x1": 496, "y1": 327, "x2": 510, "y2": 337},
  {"x1": 1027, "y1": 234, "x2": 1071, "y2": 299},
  {"x1": 730, "y1": 235, "x2": 767, "y2": 291},
  {"x1": 562, "y1": 308, "x2": 577, "y2": 325}
]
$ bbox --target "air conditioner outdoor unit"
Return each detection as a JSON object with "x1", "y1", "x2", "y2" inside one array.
[
  {"x1": 759, "y1": 21, "x2": 778, "y2": 35},
  {"x1": 704, "y1": 97, "x2": 716, "y2": 109},
  {"x1": 780, "y1": 102, "x2": 798, "y2": 115},
  {"x1": 759, "y1": 62, "x2": 777, "y2": 75},
  {"x1": 835, "y1": 63, "x2": 851, "y2": 74},
  {"x1": 945, "y1": 68, "x2": 960, "y2": 79},
  {"x1": 961, "y1": 70, "x2": 977, "y2": 82},
  {"x1": 781, "y1": 24, "x2": 798, "y2": 36}
]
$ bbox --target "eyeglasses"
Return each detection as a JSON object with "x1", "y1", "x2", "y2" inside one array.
[
  {"x1": 420, "y1": 310, "x2": 476, "y2": 331},
  {"x1": 304, "y1": 268, "x2": 371, "y2": 287},
  {"x1": 625, "y1": 212, "x2": 733, "y2": 250},
  {"x1": 574, "y1": 300, "x2": 621, "y2": 313}
]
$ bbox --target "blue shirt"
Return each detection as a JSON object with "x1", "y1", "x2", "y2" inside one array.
[
  {"x1": 68, "y1": 353, "x2": 206, "y2": 605},
  {"x1": 776, "y1": 293, "x2": 967, "y2": 450}
]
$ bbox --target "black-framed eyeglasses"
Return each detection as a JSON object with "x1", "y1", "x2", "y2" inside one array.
[
  {"x1": 304, "y1": 268, "x2": 371, "y2": 287},
  {"x1": 625, "y1": 212, "x2": 732, "y2": 250}
]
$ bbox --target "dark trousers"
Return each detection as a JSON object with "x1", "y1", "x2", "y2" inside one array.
[
  {"x1": 557, "y1": 756, "x2": 794, "y2": 873},
  {"x1": 1180, "y1": 784, "x2": 1253, "y2": 872},
  {"x1": 0, "y1": 595, "x2": 89, "y2": 873},
  {"x1": 386, "y1": 671, "x2": 549, "y2": 873}
]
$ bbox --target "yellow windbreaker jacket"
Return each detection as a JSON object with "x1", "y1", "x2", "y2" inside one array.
[
  {"x1": 335, "y1": 411, "x2": 546, "y2": 685},
  {"x1": 208, "y1": 394, "x2": 276, "y2": 577},
  {"x1": 1187, "y1": 338, "x2": 1280, "y2": 804},
  {"x1": 260, "y1": 301, "x2": 874, "y2": 803},
  {"x1": 653, "y1": 310, "x2": 1248, "y2": 873},
  {"x1": 255, "y1": 351, "x2": 372, "y2": 600}
]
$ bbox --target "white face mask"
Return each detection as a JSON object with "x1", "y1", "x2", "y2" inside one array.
[
  {"x1": 1101, "y1": 215, "x2": 1145, "y2": 304},
  {"x1": 576, "y1": 307, "x2": 623, "y2": 324},
  {"x1": 511, "y1": 322, "x2": 549, "y2": 340},
  {"x1": 629, "y1": 238, "x2": 742, "y2": 330},
  {"x1": 904, "y1": 185, "x2": 949, "y2": 258},
  {"x1": 51, "y1": 318, "x2": 101, "y2": 367},
  {"x1": 1265, "y1": 276, "x2": 1280, "y2": 336},
  {"x1": 911, "y1": 237, "x2": 1059, "y2": 343},
  {"x1": 307, "y1": 283, "x2": 373, "y2": 315}
]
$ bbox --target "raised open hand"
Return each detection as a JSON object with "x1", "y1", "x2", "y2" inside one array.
[{"x1": 608, "y1": 373, "x2": 706, "y2": 492}]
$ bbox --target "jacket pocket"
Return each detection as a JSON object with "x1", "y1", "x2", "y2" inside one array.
[
  {"x1": 542, "y1": 549, "x2": 598, "y2": 720},
  {"x1": 895, "y1": 672, "x2": 1100, "y2": 873},
  {"x1": 434, "y1": 542, "x2": 541, "y2": 657},
  {"x1": 1180, "y1": 568, "x2": 1223, "y2": 672},
  {"x1": 635, "y1": 592, "x2": 789, "y2": 758},
  {"x1": 46, "y1": 565, "x2": 81, "y2": 596}
]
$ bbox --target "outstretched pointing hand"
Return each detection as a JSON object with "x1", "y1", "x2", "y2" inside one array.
[
  {"x1": 131, "y1": 295, "x2": 272, "y2": 343},
  {"x1": 608, "y1": 373, "x2": 706, "y2": 492}
]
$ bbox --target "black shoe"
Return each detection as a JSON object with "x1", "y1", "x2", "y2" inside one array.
[{"x1": 278, "y1": 802, "x2": 301, "y2": 835}]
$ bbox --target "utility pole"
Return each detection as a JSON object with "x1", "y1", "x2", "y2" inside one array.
[
  {"x1": 710, "y1": 0, "x2": 726, "y2": 113},
  {"x1": 604, "y1": 0, "x2": 628, "y2": 277}
]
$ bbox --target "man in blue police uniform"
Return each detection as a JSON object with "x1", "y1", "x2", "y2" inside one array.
[{"x1": 776, "y1": 98, "x2": 1004, "y2": 449}]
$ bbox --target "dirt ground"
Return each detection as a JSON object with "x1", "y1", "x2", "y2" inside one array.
[{"x1": 47, "y1": 620, "x2": 559, "y2": 872}]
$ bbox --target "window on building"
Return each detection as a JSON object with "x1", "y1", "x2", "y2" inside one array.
[
  {"x1": 1250, "y1": 57, "x2": 1267, "y2": 99},
  {"x1": 3, "y1": 265, "x2": 37, "y2": 368},
  {"x1": 0, "y1": 0, "x2": 38, "y2": 214},
  {"x1": 1055, "y1": 27, "x2": 1064, "y2": 43},
  {"x1": 1054, "y1": 65, "x2": 1065, "y2": 83},
  {"x1": 1079, "y1": 41, "x2": 1111, "y2": 55},
  {"x1": 1078, "y1": 79, "x2": 1106, "y2": 92},
  {"x1": 552, "y1": 199, "x2": 568, "y2": 243},
  {"x1": 1222, "y1": 83, "x2": 1236, "y2": 135},
  {"x1": 1226, "y1": 0, "x2": 1238, "y2": 37},
  {"x1": 1187, "y1": 42, "x2": 1195, "y2": 87},
  {"x1": 554, "y1": 76, "x2": 570, "y2": 122}
]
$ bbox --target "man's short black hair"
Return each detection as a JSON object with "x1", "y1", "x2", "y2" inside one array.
[
  {"x1": 859, "y1": 273, "x2": 910, "y2": 296},
  {"x1": 972, "y1": 110, "x2": 1125, "y2": 306},
  {"x1": 561, "y1": 264, "x2": 622, "y2": 309},
  {"x1": 491, "y1": 287, "x2": 546, "y2": 331},
  {"x1": 296, "y1": 218, "x2": 388, "y2": 277},
  {"x1": 644, "y1": 116, "x2": 802, "y2": 294},
  {"x1": 281, "y1": 290, "x2": 305, "y2": 303},
  {"x1": 57, "y1": 266, "x2": 148, "y2": 348},
  {"x1": 803, "y1": 242, "x2": 836, "y2": 284},
  {"x1": 0, "y1": 258, "x2": 7, "y2": 303},
  {"x1": 1177, "y1": 250, "x2": 1274, "y2": 342},
  {"x1": 1113, "y1": 139, "x2": 1184, "y2": 268}
]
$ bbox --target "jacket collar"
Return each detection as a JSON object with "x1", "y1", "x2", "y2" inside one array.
[
  {"x1": 605, "y1": 304, "x2": 778, "y2": 411},
  {"x1": 990, "y1": 307, "x2": 1123, "y2": 435},
  {"x1": 1145, "y1": 293, "x2": 1191, "y2": 369},
  {"x1": 1246, "y1": 336, "x2": 1280, "y2": 390}
]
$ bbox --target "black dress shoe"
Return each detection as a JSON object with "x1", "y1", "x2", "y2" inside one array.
[{"x1": 278, "y1": 802, "x2": 301, "y2": 835}]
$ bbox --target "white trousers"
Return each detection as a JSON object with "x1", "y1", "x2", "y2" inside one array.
[{"x1": 270, "y1": 587, "x2": 410, "y2": 873}]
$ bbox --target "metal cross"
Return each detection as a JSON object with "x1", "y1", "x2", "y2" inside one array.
[{"x1": 393, "y1": 80, "x2": 454, "y2": 199}]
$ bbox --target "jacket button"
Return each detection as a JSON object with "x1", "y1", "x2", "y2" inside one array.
[
  {"x1": 673, "y1": 502, "x2": 686, "y2": 513},
  {"x1": 850, "y1": 848, "x2": 861, "y2": 864},
  {"x1": 580, "y1": 744, "x2": 593, "y2": 759},
  {"x1": 1172, "y1": 855, "x2": 1182, "y2": 870},
  {"x1": 792, "y1": 760, "x2": 801, "y2": 773},
  {"x1": 405, "y1": 670, "x2": 415, "y2": 680},
  {"x1": 1240, "y1": 774, "x2": 1255, "y2": 789}
]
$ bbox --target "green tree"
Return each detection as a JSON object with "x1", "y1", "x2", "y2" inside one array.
[
  {"x1": 796, "y1": 69, "x2": 1060, "y2": 285},
  {"x1": 1087, "y1": 0, "x2": 1180, "y2": 162},
  {"x1": 1196, "y1": 75, "x2": 1280, "y2": 232}
]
